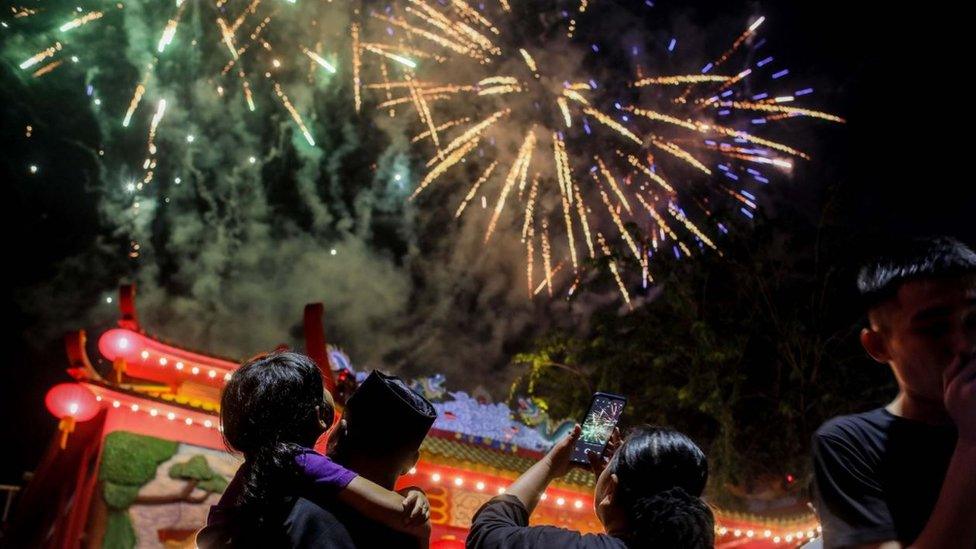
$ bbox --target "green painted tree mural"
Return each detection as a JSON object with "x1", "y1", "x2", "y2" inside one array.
[
  {"x1": 99, "y1": 432, "x2": 179, "y2": 549},
  {"x1": 98, "y1": 432, "x2": 228, "y2": 548}
]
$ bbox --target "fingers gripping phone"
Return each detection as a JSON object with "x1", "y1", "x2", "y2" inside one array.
[{"x1": 570, "y1": 392, "x2": 627, "y2": 465}]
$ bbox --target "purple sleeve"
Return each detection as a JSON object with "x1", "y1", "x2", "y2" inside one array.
[{"x1": 295, "y1": 449, "x2": 358, "y2": 494}]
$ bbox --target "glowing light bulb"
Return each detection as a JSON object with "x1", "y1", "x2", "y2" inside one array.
[
  {"x1": 476, "y1": 481, "x2": 485, "y2": 491},
  {"x1": 431, "y1": 473, "x2": 441, "y2": 482},
  {"x1": 141, "y1": 350, "x2": 150, "y2": 359},
  {"x1": 68, "y1": 403, "x2": 79, "y2": 415},
  {"x1": 167, "y1": 412, "x2": 176, "y2": 421},
  {"x1": 130, "y1": 404, "x2": 139, "y2": 412},
  {"x1": 454, "y1": 477, "x2": 463, "y2": 487}
]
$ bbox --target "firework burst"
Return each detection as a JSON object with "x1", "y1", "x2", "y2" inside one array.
[
  {"x1": 8, "y1": 0, "x2": 346, "y2": 191},
  {"x1": 358, "y1": 1, "x2": 843, "y2": 304}
]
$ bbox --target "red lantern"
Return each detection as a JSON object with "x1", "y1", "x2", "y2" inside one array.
[{"x1": 45, "y1": 383, "x2": 99, "y2": 449}]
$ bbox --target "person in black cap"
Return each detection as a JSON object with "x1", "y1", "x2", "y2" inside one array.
[{"x1": 326, "y1": 370, "x2": 439, "y2": 549}]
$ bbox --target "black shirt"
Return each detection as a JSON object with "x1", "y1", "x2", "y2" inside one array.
[
  {"x1": 467, "y1": 495, "x2": 628, "y2": 549},
  {"x1": 811, "y1": 407, "x2": 958, "y2": 548},
  {"x1": 197, "y1": 497, "x2": 356, "y2": 548},
  {"x1": 322, "y1": 498, "x2": 422, "y2": 549}
]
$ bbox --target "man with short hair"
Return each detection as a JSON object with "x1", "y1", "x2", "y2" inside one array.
[{"x1": 812, "y1": 236, "x2": 976, "y2": 548}]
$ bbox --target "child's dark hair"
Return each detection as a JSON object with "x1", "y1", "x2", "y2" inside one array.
[
  {"x1": 609, "y1": 426, "x2": 714, "y2": 548},
  {"x1": 220, "y1": 352, "x2": 331, "y2": 514},
  {"x1": 857, "y1": 236, "x2": 976, "y2": 312}
]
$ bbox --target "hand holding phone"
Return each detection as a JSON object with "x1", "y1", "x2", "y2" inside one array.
[{"x1": 570, "y1": 392, "x2": 627, "y2": 466}]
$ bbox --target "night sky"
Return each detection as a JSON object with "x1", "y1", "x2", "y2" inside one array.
[{"x1": 2, "y1": 0, "x2": 974, "y2": 485}]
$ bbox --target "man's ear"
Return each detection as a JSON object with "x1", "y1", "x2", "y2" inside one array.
[
  {"x1": 860, "y1": 327, "x2": 891, "y2": 364},
  {"x1": 601, "y1": 473, "x2": 619, "y2": 506}
]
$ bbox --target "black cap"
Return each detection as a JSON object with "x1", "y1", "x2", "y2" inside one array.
[{"x1": 343, "y1": 370, "x2": 437, "y2": 453}]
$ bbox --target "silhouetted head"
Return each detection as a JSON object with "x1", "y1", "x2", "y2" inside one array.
[
  {"x1": 328, "y1": 370, "x2": 436, "y2": 487},
  {"x1": 220, "y1": 352, "x2": 333, "y2": 508},
  {"x1": 593, "y1": 426, "x2": 713, "y2": 548}
]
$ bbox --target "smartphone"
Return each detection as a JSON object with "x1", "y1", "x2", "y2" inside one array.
[{"x1": 570, "y1": 392, "x2": 627, "y2": 465}]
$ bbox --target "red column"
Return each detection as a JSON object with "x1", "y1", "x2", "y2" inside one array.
[{"x1": 303, "y1": 303, "x2": 337, "y2": 394}]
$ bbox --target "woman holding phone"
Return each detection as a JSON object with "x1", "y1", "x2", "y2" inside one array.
[{"x1": 466, "y1": 424, "x2": 714, "y2": 548}]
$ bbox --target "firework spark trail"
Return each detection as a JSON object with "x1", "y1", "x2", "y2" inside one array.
[
  {"x1": 625, "y1": 154, "x2": 675, "y2": 194},
  {"x1": 413, "y1": 117, "x2": 471, "y2": 143},
  {"x1": 123, "y1": 79, "x2": 149, "y2": 128},
  {"x1": 485, "y1": 131, "x2": 536, "y2": 243},
  {"x1": 303, "y1": 47, "x2": 337, "y2": 73},
  {"x1": 352, "y1": 22, "x2": 363, "y2": 112},
  {"x1": 32, "y1": 60, "x2": 63, "y2": 78},
  {"x1": 407, "y1": 77, "x2": 444, "y2": 153},
  {"x1": 407, "y1": 0, "x2": 499, "y2": 56},
  {"x1": 573, "y1": 184, "x2": 596, "y2": 259},
  {"x1": 521, "y1": 174, "x2": 540, "y2": 241},
  {"x1": 411, "y1": 138, "x2": 481, "y2": 199},
  {"x1": 20, "y1": 43, "x2": 62, "y2": 70},
  {"x1": 552, "y1": 134, "x2": 579, "y2": 271},
  {"x1": 451, "y1": 0, "x2": 501, "y2": 35},
  {"x1": 533, "y1": 262, "x2": 566, "y2": 296},
  {"x1": 372, "y1": 13, "x2": 474, "y2": 59},
  {"x1": 634, "y1": 75, "x2": 730, "y2": 86},
  {"x1": 363, "y1": 43, "x2": 420, "y2": 68},
  {"x1": 594, "y1": 156, "x2": 632, "y2": 214},
  {"x1": 725, "y1": 101, "x2": 846, "y2": 123},
  {"x1": 541, "y1": 220, "x2": 553, "y2": 297},
  {"x1": 217, "y1": 18, "x2": 241, "y2": 60},
  {"x1": 669, "y1": 203, "x2": 718, "y2": 251},
  {"x1": 431, "y1": 109, "x2": 509, "y2": 163},
  {"x1": 598, "y1": 233, "x2": 631, "y2": 308},
  {"x1": 525, "y1": 224, "x2": 535, "y2": 295},
  {"x1": 636, "y1": 194, "x2": 692, "y2": 256},
  {"x1": 651, "y1": 139, "x2": 712, "y2": 174},
  {"x1": 456, "y1": 161, "x2": 498, "y2": 218},
  {"x1": 147, "y1": 99, "x2": 167, "y2": 155},
  {"x1": 274, "y1": 82, "x2": 315, "y2": 146},
  {"x1": 581, "y1": 107, "x2": 643, "y2": 144},
  {"x1": 596, "y1": 184, "x2": 642, "y2": 266},
  {"x1": 59, "y1": 11, "x2": 103, "y2": 32},
  {"x1": 629, "y1": 107, "x2": 810, "y2": 159}
]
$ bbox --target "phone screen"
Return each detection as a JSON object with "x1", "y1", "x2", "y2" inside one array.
[{"x1": 570, "y1": 393, "x2": 627, "y2": 465}]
